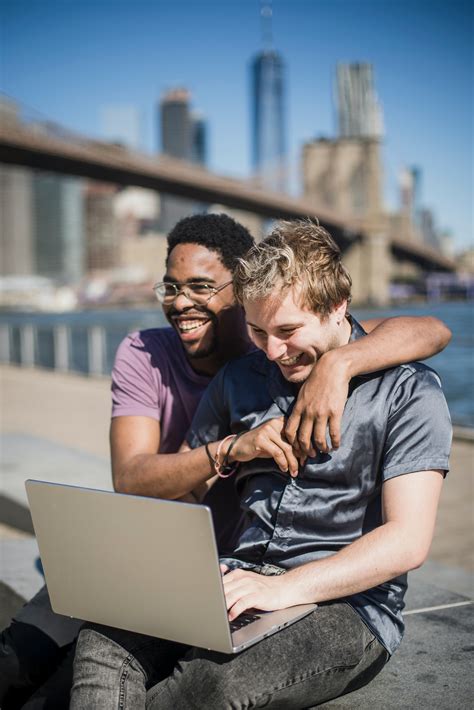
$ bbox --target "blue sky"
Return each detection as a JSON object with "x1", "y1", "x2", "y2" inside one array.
[{"x1": 1, "y1": 0, "x2": 472, "y2": 250}]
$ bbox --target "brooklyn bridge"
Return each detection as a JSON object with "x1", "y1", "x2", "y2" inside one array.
[{"x1": 0, "y1": 120, "x2": 455, "y2": 305}]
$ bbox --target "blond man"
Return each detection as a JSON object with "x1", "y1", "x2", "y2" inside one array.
[{"x1": 71, "y1": 221, "x2": 451, "y2": 709}]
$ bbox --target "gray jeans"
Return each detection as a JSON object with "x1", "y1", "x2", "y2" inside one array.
[{"x1": 70, "y1": 602, "x2": 388, "y2": 709}]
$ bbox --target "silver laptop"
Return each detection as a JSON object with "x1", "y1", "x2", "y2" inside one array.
[{"x1": 25, "y1": 480, "x2": 317, "y2": 654}]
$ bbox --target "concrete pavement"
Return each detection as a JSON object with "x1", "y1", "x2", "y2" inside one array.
[{"x1": 0, "y1": 364, "x2": 473, "y2": 707}]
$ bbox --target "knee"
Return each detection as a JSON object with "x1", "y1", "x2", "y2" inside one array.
[
  {"x1": 73, "y1": 626, "x2": 145, "y2": 679},
  {"x1": 167, "y1": 654, "x2": 243, "y2": 708},
  {"x1": 71, "y1": 627, "x2": 147, "y2": 710}
]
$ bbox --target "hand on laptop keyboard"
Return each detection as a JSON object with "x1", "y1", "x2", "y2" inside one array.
[{"x1": 229, "y1": 612, "x2": 261, "y2": 632}]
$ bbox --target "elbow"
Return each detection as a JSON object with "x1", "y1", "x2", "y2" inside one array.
[
  {"x1": 113, "y1": 469, "x2": 132, "y2": 494},
  {"x1": 405, "y1": 545, "x2": 431, "y2": 572},
  {"x1": 431, "y1": 317, "x2": 452, "y2": 351},
  {"x1": 113, "y1": 476, "x2": 127, "y2": 494},
  {"x1": 408, "y1": 554, "x2": 426, "y2": 572}
]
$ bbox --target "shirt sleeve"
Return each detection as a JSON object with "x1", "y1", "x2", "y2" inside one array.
[
  {"x1": 186, "y1": 365, "x2": 231, "y2": 449},
  {"x1": 111, "y1": 332, "x2": 162, "y2": 421},
  {"x1": 382, "y1": 366, "x2": 452, "y2": 481}
]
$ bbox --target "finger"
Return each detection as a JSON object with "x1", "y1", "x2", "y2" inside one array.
[
  {"x1": 223, "y1": 579, "x2": 258, "y2": 612},
  {"x1": 296, "y1": 416, "x2": 317, "y2": 457},
  {"x1": 292, "y1": 442, "x2": 304, "y2": 463},
  {"x1": 328, "y1": 413, "x2": 341, "y2": 450},
  {"x1": 270, "y1": 435, "x2": 299, "y2": 477},
  {"x1": 313, "y1": 416, "x2": 329, "y2": 454},
  {"x1": 228, "y1": 593, "x2": 260, "y2": 621},
  {"x1": 261, "y1": 439, "x2": 294, "y2": 473},
  {"x1": 284, "y1": 407, "x2": 302, "y2": 446}
]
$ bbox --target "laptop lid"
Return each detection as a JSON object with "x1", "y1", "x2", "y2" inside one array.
[{"x1": 25, "y1": 480, "x2": 316, "y2": 654}]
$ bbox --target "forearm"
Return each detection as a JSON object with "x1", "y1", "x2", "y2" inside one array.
[
  {"x1": 284, "y1": 522, "x2": 424, "y2": 606},
  {"x1": 114, "y1": 444, "x2": 218, "y2": 499},
  {"x1": 340, "y1": 316, "x2": 451, "y2": 378}
]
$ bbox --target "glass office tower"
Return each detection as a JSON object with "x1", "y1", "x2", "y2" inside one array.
[
  {"x1": 251, "y1": 50, "x2": 286, "y2": 192},
  {"x1": 336, "y1": 63, "x2": 383, "y2": 139},
  {"x1": 158, "y1": 89, "x2": 208, "y2": 231}
]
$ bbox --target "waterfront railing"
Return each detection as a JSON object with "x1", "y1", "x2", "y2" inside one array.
[{"x1": 0, "y1": 322, "x2": 122, "y2": 376}]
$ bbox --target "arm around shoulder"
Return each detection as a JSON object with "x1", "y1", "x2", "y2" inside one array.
[
  {"x1": 285, "y1": 315, "x2": 452, "y2": 455},
  {"x1": 358, "y1": 315, "x2": 451, "y2": 365}
]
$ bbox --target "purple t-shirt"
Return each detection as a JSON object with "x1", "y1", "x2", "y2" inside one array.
[{"x1": 111, "y1": 328, "x2": 212, "y2": 453}]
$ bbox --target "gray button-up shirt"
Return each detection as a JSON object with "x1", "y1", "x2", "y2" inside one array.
[{"x1": 188, "y1": 318, "x2": 452, "y2": 654}]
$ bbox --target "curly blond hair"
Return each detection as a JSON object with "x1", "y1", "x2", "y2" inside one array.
[{"x1": 234, "y1": 219, "x2": 352, "y2": 317}]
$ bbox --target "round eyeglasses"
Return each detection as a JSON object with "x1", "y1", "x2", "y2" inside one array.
[{"x1": 153, "y1": 280, "x2": 233, "y2": 305}]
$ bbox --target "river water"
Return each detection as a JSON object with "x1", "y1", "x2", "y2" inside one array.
[{"x1": 1, "y1": 301, "x2": 473, "y2": 428}]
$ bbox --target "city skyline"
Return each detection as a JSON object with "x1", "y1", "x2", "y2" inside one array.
[{"x1": 1, "y1": 0, "x2": 472, "y2": 250}]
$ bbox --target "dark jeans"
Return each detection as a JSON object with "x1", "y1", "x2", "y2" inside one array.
[
  {"x1": 71, "y1": 602, "x2": 389, "y2": 709},
  {"x1": 0, "y1": 585, "x2": 82, "y2": 709}
]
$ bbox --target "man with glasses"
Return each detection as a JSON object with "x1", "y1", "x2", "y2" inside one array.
[
  {"x1": 70, "y1": 219, "x2": 451, "y2": 709},
  {"x1": 0, "y1": 213, "x2": 451, "y2": 708}
]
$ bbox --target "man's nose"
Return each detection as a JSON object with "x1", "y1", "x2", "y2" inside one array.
[
  {"x1": 172, "y1": 289, "x2": 194, "y2": 308},
  {"x1": 265, "y1": 335, "x2": 286, "y2": 361}
]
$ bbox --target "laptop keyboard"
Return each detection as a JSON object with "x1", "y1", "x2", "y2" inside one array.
[{"x1": 229, "y1": 612, "x2": 262, "y2": 632}]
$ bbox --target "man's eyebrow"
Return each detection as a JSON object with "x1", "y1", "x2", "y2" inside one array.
[
  {"x1": 163, "y1": 276, "x2": 216, "y2": 284},
  {"x1": 246, "y1": 321, "x2": 304, "y2": 329}
]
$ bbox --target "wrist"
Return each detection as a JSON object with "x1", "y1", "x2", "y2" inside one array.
[
  {"x1": 224, "y1": 430, "x2": 247, "y2": 464},
  {"x1": 321, "y1": 347, "x2": 354, "y2": 381},
  {"x1": 205, "y1": 436, "x2": 241, "y2": 479}
]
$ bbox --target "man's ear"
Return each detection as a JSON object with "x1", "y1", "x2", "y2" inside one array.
[{"x1": 334, "y1": 300, "x2": 348, "y2": 324}]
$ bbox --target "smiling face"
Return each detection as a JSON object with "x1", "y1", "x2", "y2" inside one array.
[
  {"x1": 163, "y1": 243, "x2": 248, "y2": 373},
  {"x1": 244, "y1": 285, "x2": 351, "y2": 384}
]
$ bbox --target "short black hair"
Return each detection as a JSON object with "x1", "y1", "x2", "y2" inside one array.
[{"x1": 166, "y1": 213, "x2": 254, "y2": 271}]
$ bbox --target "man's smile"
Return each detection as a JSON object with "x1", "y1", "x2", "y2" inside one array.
[
  {"x1": 173, "y1": 316, "x2": 211, "y2": 334},
  {"x1": 277, "y1": 353, "x2": 304, "y2": 367}
]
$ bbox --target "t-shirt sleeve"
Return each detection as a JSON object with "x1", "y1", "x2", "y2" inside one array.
[
  {"x1": 186, "y1": 365, "x2": 230, "y2": 449},
  {"x1": 111, "y1": 332, "x2": 162, "y2": 421},
  {"x1": 382, "y1": 367, "x2": 452, "y2": 481}
]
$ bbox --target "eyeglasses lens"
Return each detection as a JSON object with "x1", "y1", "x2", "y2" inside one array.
[{"x1": 155, "y1": 283, "x2": 213, "y2": 304}]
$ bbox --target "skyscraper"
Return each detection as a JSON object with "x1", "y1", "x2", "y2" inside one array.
[
  {"x1": 251, "y1": 50, "x2": 286, "y2": 192},
  {"x1": 33, "y1": 173, "x2": 85, "y2": 283},
  {"x1": 251, "y1": 2, "x2": 286, "y2": 193},
  {"x1": 191, "y1": 111, "x2": 207, "y2": 165},
  {"x1": 336, "y1": 63, "x2": 383, "y2": 139},
  {"x1": 160, "y1": 88, "x2": 192, "y2": 160},
  {"x1": 159, "y1": 89, "x2": 207, "y2": 165},
  {"x1": 158, "y1": 89, "x2": 208, "y2": 231},
  {"x1": 0, "y1": 164, "x2": 34, "y2": 276}
]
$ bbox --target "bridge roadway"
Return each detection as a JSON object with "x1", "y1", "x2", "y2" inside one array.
[{"x1": 0, "y1": 122, "x2": 456, "y2": 275}]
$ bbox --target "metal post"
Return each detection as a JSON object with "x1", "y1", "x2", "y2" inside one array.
[
  {"x1": 88, "y1": 326, "x2": 104, "y2": 376},
  {"x1": 0, "y1": 325, "x2": 11, "y2": 363},
  {"x1": 20, "y1": 324, "x2": 35, "y2": 367},
  {"x1": 54, "y1": 325, "x2": 70, "y2": 372}
]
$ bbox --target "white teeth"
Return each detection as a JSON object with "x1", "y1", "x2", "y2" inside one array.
[
  {"x1": 279, "y1": 354, "x2": 302, "y2": 366},
  {"x1": 176, "y1": 319, "x2": 210, "y2": 332}
]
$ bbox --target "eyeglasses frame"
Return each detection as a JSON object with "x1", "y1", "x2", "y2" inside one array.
[{"x1": 153, "y1": 279, "x2": 233, "y2": 305}]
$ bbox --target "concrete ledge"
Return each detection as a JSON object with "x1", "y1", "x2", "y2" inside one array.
[{"x1": 320, "y1": 603, "x2": 473, "y2": 708}]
